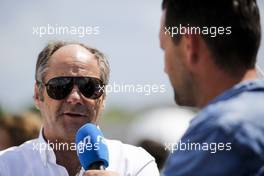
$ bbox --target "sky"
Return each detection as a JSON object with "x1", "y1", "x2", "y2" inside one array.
[{"x1": 0, "y1": 0, "x2": 264, "y2": 112}]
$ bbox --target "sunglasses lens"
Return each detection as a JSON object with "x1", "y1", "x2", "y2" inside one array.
[
  {"x1": 46, "y1": 77, "x2": 73, "y2": 100},
  {"x1": 79, "y1": 77, "x2": 104, "y2": 99}
]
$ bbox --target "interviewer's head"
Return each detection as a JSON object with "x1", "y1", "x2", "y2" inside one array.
[
  {"x1": 160, "y1": 0, "x2": 261, "y2": 107},
  {"x1": 34, "y1": 41, "x2": 110, "y2": 142}
]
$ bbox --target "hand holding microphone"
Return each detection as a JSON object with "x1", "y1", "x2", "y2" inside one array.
[
  {"x1": 75, "y1": 123, "x2": 120, "y2": 176},
  {"x1": 83, "y1": 170, "x2": 120, "y2": 176}
]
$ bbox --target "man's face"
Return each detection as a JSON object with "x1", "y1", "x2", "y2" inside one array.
[
  {"x1": 35, "y1": 44, "x2": 104, "y2": 141},
  {"x1": 159, "y1": 10, "x2": 195, "y2": 106}
]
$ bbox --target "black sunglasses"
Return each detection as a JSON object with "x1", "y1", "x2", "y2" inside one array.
[{"x1": 40, "y1": 76, "x2": 105, "y2": 100}]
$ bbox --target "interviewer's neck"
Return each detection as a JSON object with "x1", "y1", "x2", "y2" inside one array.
[{"x1": 197, "y1": 68, "x2": 257, "y2": 108}]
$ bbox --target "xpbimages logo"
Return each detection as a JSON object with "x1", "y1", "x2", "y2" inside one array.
[
  {"x1": 32, "y1": 24, "x2": 100, "y2": 38},
  {"x1": 164, "y1": 24, "x2": 232, "y2": 38},
  {"x1": 77, "y1": 135, "x2": 106, "y2": 154},
  {"x1": 32, "y1": 135, "x2": 106, "y2": 152},
  {"x1": 165, "y1": 140, "x2": 232, "y2": 154},
  {"x1": 98, "y1": 82, "x2": 167, "y2": 96}
]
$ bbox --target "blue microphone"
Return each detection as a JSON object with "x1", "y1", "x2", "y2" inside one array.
[{"x1": 75, "y1": 123, "x2": 109, "y2": 170}]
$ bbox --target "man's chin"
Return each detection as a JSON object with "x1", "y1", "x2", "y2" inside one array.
[
  {"x1": 59, "y1": 122, "x2": 87, "y2": 141},
  {"x1": 55, "y1": 115, "x2": 96, "y2": 141},
  {"x1": 174, "y1": 91, "x2": 195, "y2": 107},
  {"x1": 174, "y1": 95, "x2": 185, "y2": 106},
  {"x1": 62, "y1": 114, "x2": 92, "y2": 126}
]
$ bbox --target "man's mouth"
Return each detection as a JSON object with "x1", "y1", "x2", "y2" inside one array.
[{"x1": 61, "y1": 112, "x2": 87, "y2": 118}]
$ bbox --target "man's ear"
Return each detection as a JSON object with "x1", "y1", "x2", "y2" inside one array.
[
  {"x1": 95, "y1": 97, "x2": 106, "y2": 125},
  {"x1": 34, "y1": 83, "x2": 43, "y2": 110},
  {"x1": 184, "y1": 34, "x2": 202, "y2": 71},
  {"x1": 99, "y1": 97, "x2": 106, "y2": 110}
]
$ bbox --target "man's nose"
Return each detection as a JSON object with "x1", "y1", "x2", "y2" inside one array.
[{"x1": 66, "y1": 85, "x2": 83, "y2": 104}]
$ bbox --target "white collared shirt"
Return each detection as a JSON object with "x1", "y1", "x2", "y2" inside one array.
[{"x1": 0, "y1": 129, "x2": 159, "y2": 176}]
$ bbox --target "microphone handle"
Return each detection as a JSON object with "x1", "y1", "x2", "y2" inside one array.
[{"x1": 89, "y1": 161, "x2": 105, "y2": 170}]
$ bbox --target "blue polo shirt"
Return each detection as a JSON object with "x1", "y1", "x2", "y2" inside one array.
[{"x1": 163, "y1": 79, "x2": 264, "y2": 176}]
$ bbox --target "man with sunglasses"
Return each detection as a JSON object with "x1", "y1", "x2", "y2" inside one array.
[
  {"x1": 0, "y1": 41, "x2": 159, "y2": 176},
  {"x1": 160, "y1": 0, "x2": 264, "y2": 175}
]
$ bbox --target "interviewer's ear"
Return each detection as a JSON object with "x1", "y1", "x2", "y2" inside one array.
[
  {"x1": 183, "y1": 34, "x2": 204, "y2": 72},
  {"x1": 186, "y1": 34, "x2": 200, "y2": 63}
]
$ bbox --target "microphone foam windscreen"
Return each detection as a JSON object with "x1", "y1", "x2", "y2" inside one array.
[{"x1": 75, "y1": 123, "x2": 109, "y2": 170}]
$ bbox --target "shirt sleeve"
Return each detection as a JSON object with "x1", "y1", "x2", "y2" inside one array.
[
  {"x1": 136, "y1": 160, "x2": 160, "y2": 176},
  {"x1": 162, "y1": 125, "x2": 256, "y2": 176}
]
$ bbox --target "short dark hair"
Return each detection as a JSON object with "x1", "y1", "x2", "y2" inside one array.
[{"x1": 162, "y1": 0, "x2": 261, "y2": 75}]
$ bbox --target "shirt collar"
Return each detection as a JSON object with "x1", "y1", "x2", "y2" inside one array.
[
  {"x1": 37, "y1": 127, "x2": 57, "y2": 166},
  {"x1": 208, "y1": 79, "x2": 264, "y2": 105},
  {"x1": 37, "y1": 127, "x2": 85, "y2": 175},
  {"x1": 190, "y1": 79, "x2": 264, "y2": 125}
]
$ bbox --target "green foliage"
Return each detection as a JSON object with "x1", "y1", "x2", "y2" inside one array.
[
  {"x1": 0, "y1": 105, "x2": 5, "y2": 118},
  {"x1": 102, "y1": 107, "x2": 136, "y2": 123}
]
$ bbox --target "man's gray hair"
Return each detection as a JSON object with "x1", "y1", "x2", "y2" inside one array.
[{"x1": 35, "y1": 41, "x2": 110, "y2": 86}]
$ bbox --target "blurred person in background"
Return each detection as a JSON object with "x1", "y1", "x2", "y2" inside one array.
[
  {"x1": 138, "y1": 139, "x2": 169, "y2": 171},
  {"x1": 0, "y1": 113, "x2": 41, "y2": 150},
  {"x1": 160, "y1": 0, "x2": 264, "y2": 175},
  {"x1": 0, "y1": 41, "x2": 159, "y2": 176}
]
